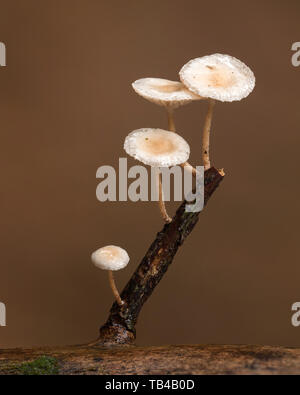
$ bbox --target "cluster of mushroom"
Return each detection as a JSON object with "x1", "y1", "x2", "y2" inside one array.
[
  {"x1": 92, "y1": 54, "x2": 255, "y2": 306},
  {"x1": 126, "y1": 53, "x2": 255, "y2": 223}
]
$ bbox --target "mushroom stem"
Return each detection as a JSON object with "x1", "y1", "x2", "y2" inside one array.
[
  {"x1": 202, "y1": 99, "x2": 215, "y2": 170},
  {"x1": 108, "y1": 271, "x2": 123, "y2": 306},
  {"x1": 157, "y1": 169, "x2": 172, "y2": 223},
  {"x1": 165, "y1": 108, "x2": 197, "y2": 177},
  {"x1": 181, "y1": 162, "x2": 197, "y2": 176},
  {"x1": 166, "y1": 106, "x2": 176, "y2": 132}
]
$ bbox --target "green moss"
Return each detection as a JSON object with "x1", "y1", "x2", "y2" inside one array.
[
  {"x1": 19, "y1": 356, "x2": 59, "y2": 375},
  {"x1": 0, "y1": 356, "x2": 59, "y2": 375}
]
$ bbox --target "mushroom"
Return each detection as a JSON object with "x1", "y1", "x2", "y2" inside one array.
[
  {"x1": 180, "y1": 54, "x2": 255, "y2": 170},
  {"x1": 124, "y1": 128, "x2": 190, "y2": 222},
  {"x1": 91, "y1": 245, "x2": 129, "y2": 306},
  {"x1": 132, "y1": 78, "x2": 201, "y2": 174},
  {"x1": 132, "y1": 78, "x2": 202, "y2": 131}
]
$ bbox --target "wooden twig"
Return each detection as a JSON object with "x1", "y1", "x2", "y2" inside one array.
[{"x1": 97, "y1": 167, "x2": 224, "y2": 345}]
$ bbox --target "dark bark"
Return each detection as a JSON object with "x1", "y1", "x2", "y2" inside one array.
[{"x1": 98, "y1": 167, "x2": 224, "y2": 345}]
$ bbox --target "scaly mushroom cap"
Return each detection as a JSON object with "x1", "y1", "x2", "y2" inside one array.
[
  {"x1": 91, "y1": 245, "x2": 130, "y2": 271},
  {"x1": 124, "y1": 128, "x2": 190, "y2": 167},
  {"x1": 179, "y1": 54, "x2": 255, "y2": 102},
  {"x1": 132, "y1": 78, "x2": 202, "y2": 108}
]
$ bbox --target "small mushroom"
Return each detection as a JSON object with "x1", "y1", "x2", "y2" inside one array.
[
  {"x1": 91, "y1": 245, "x2": 129, "y2": 306},
  {"x1": 124, "y1": 128, "x2": 190, "y2": 222},
  {"x1": 180, "y1": 54, "x2": 255, "y2": 170},
  {"x1": 132, "y1": 78, "x2": 200, "y2": 175},
  {"x1": 132, "y1": 78, "x2": 202, "y2": 132}
]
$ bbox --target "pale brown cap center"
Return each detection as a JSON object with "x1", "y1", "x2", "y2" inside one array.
[
  {"x1": 151, "y1": 81, "x2": 183, "y2": 93},
  {"x1": 206, "y1": 67, "x2": 237, "y2": 88},
  {"x1": 139, "y1": 135, "x2": 177, "y2": 155}
]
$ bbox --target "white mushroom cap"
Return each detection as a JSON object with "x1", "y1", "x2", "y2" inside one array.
[
  {"x1": 179, "y1": 54, "x2": 255, "y2": 102},
  {"x1": 132, "y1": 78, "x2": 202, "y2": 108},
  {"x1": 91, "y1": 245, "x2": 130, "y2": 271},
  {"x1": 124, "y1": 128, "x2": 190, "y2": 167}
]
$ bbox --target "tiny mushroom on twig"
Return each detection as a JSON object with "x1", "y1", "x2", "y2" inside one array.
[
  {"x1": 91, "y1": 245, "x2": 130, "y2": 306},
  {"x1": 180, "y1": 54, "x2": 255, "y2": 170},
  {"x1": 124, "y1": 128, "x2": 190, "y2": 223},
  {"x1": 132, "y1": 78, "x2": 201, "y2": 175}
]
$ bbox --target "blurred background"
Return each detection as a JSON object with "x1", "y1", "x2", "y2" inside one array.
[{"x1": 0, "y1": 0, "x2": 299, "y2": 348}]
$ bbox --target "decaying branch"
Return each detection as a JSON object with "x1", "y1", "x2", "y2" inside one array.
[
  {"x1": 1, "y1": 344, "x2": 300, "y2": 375},
  {"x1": 97, "y1": 167, "x2": 224, "y2": 345}
]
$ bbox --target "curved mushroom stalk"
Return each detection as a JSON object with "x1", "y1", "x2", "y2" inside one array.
[
  {"x1": 166, "y1": 106, "x2": 176, "y2": 132},
  {"x1": 157, "y1": 168, "x2": 172, "y2": 223},
  {"x1": 108, "y1": 270, "x2": 124, "y2": 306},
  {"x1": 202, "y1": 99, "x2": 215, "y2": 170},
  {"x1": 180, "y1": 162, "x2": 198, "y2": 177}
]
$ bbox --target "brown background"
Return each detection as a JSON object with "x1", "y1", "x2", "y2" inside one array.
[{"x1": 0, "y1": 0, "x2": 299, "y2": 348}]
